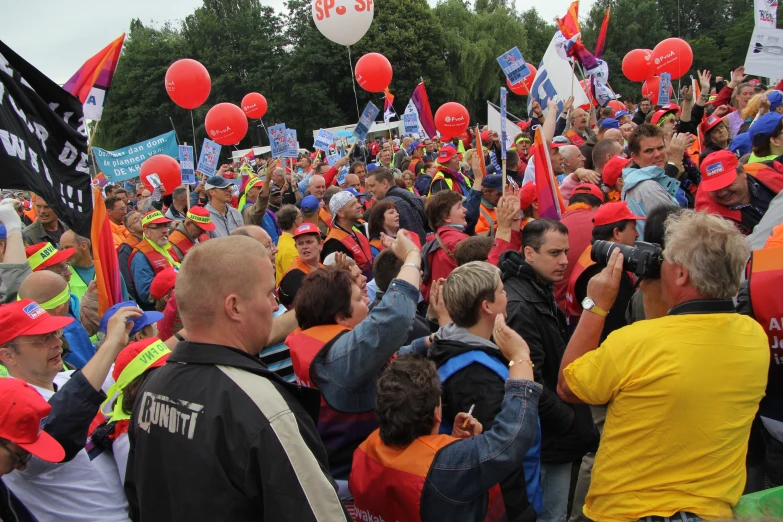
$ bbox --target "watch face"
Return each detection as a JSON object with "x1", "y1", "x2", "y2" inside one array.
[{"x1": 582, "y1": 297, "x2": 594, "y2": 309}]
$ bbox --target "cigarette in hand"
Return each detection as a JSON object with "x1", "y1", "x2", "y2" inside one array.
[{"x1": 462, "y1": 404, "x2": 475, "y2": 429}]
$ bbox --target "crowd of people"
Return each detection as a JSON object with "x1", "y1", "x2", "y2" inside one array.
[{"x1": 0, "y1": 64, "x2": 782, "y2": 522}]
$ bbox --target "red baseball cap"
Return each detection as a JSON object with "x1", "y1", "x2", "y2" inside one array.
[
  {"x1": 699, "y1": 150, "x2": 740, "y2": 192},
  {"x1": 0, "y1": 379, "x2": 65, "y2": 463},
  {"x1": 0, "y1": 299, "x2": 73, "y2": 347},
  {"x1": 661, "y1": 102, "x2": 681, "y2": 114},
  {"x1": 593, "y1": 201, "x2": 646, "y2": 226},
  {"x1": 112, "y1": 337, "x2": 171, "y2": 382},
  {"x1": 699, "y1": 115, "x2": 723, "y2": 136},
  {"x1": 650, "y1": 109, "x2": 678, "y2": 126},
  {"x1": 602, "y1": 156, "x2": 631, "y2": 188},
  {"x1": 141, "y1": 210, "x2": 172, "y2": 228},
  {"x1": 519, "y1": 183, "x2": 538, "y2": 210},
  {"x1": 186, "y1": 206, "x2": 215, "y2": 232},
  {"x1": 150, "y1": 267, "x2": 178, "y2": 301},
  {"x1": 293, "y1": 223, "x2": 321, "y2": 238},
  {"x1": 550, "y1": 142, "x2": 567, "y2": 150},
  {"x1": 571, "y1": 183, "x2": 605, "y2": 202},
  {"x1": 25, "y1": 242, "x2": 76, "y2": 272},
  {"x1": 437, "y1": 146, "x2": 458, "y2": 163}
]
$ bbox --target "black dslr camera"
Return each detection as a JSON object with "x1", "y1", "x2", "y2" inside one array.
[{"x1": 591, "y1": 240, "x2": 664, "y2": 279}]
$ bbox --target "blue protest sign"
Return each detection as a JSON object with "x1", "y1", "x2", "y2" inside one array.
[
  {"x1": 269, "y1": 123, "x2": 287, "y2": 157},
  {"x1": 314, "y1": 128, "x2": 335, "y2": 151},
  {"x1": 403, "y1": 112, "x2": 419, "y2": 135},
  {"x1": 196, "y1": 139, "x2": 222, "y2": 177},
  {"x1": 497, "y1": 47, "x2": 531, "y2": 86},
  {"x1": 326, "y1": 153, "x2": 341, "y2": 167},
  {"x1": 179, "y1": 145, "x2": 195, "y2": 184},
  {"x1": 500, "y1": 87, "x2": 508, "y2": 159},
  {"x1": 285, "y1": 129, "x2": 298, "y2": 158},
  {"x1": 92, "y1": 131, "x2": 178, "y2": 182},
  {"x1": 353, "y1": 102, "x2": 379, "y2": 141},
  {"x1": 658, "y1": 73, "x2": 672, "y2": 105}
]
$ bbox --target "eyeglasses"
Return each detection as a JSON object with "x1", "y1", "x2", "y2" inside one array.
[
  {"x1": 13, "y1": 329, "x2": 63, "y2": 347},
  {"x1": 0, "y1": 440, "x2": 32, "y2": 468},
  {"x1": 146, "y1": 225, "x2": 168, "y2": 231}
]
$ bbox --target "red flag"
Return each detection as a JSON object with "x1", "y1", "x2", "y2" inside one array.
[
  {"x1": 556, "y1": 1, "x2": 580, "y2": 39},
  {"x1": 64, "y1": 34, "x2": 125, "y2": 121},
  {"x1": 90, "y1": 188, "x2": 123, "y2": 316},
  {"x1": 411, "y1": 82, "x2": 437, "y2": 138},
  {"x1": 531, "y1": 128, "x2": 566, "y2": 220},
  {"x1": 594, "y1": 7, "x2": 610, "y2": 58}
]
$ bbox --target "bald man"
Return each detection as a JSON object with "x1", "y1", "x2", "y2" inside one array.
[
  {"x1": 125, "y1": 236, "x2": 349, "y2": 521},
  {"x1": 581, "y1": 127, "x2": 626, "y2": 170},
  {"x1": 18, "y1": 271, "x2": 95, "y2": 368},
  {"x1": 560, "y1": 145, "x2": 602, "y2": 204},
  {"x1": 342, "y1": 174, "x2": 362, "y2": 192}
]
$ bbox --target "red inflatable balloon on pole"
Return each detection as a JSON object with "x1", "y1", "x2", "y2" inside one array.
[
  {"x1": 241, "y1": 93, "x2": 268, "y2": 119},
  {"x1": 355, "y1": 53, "x2": 393, "y2": 93},
  {"x1": 621, "y1": 49, "x2": 654, "y2": 82},
  {"x1": 205, "y1": 103, "x2": 249, "y2": 146},
  {"x1": 139, "y1": 155, "x2": 181, "y2": 196},
  {"x1": 642, "y1": 76, "x2": 674, "y2": 105},
  {"x1": 507, "y1": 63, "x2": 537, "y2": 96},
  {"x1": 652, "y1": 38, "x2": 693, "y2": 79},
  {"x1": 607, "y1": 100, "x2": 625, "y2": 114},
  {"x1": 165, "y1": 59, "x2": 211, "y2": 110},
  {"x1": 435, "y1": 102, "x2": 470, "y2": 139}
]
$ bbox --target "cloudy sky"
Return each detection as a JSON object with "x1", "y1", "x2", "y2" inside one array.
[{"x1": 2, "y1": 0, "x2": 593, "y2": 85}]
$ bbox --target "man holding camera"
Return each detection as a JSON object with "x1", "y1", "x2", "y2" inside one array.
[{"x1": 557, "y1": 210, "x2": 769, "y2": 522}]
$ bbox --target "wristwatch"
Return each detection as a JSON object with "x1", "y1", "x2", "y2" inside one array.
[{"x1": 581, "y1": 297, "x2": 608, "y2": 317}]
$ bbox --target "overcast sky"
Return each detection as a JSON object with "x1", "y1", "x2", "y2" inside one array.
[{"x1": 2, "y1": 0, "x2": 593, "y2": 85}]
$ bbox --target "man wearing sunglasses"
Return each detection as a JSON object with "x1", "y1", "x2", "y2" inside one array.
[{"x1": 129, "y1": 211, "x2": 180, "y2": 309}]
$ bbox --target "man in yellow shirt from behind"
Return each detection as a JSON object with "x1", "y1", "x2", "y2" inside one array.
[
  {"x1": 274, "y1": 204, "x2": 303, "y2": 286},
  {"x1": 557, "y1": 210, "x2": 769, "y2": 522}
]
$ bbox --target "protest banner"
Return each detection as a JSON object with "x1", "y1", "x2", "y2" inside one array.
[
  {"x1": 403, "y1": 111, "x2": 420, "y2": 135},
  {"x1": 326, "y1": 153, "x2": 342, "y2": 167},
  {"x1": 497, "y1": 47, "x2": 532, "y2": 85},
  {"x1": 269, "y1": 123, "x2": 287, "y2": 157},
  {"x1": 92, "y1": 131, "x2": 179, "y2": 183},
  {"x1": 196, "y1": 138, "x2": 222, "y2": 177},
  {"x1": 658, "y1": 73, "x2": 672, "y2": 105},
  {"x1": 179, "y1": 145, "x2": 195, "y2": 184},
  {"x1": 285, "y1": 129, "x2": 298, "y2": 158},
  {"x1": 744, "y1": 27, "x2": 783, "y2": 78},
  {"x1": 754, "y1": 0, "x2": 778, "y2": 28},
  {"x1": 353, "y1": 102, "x2": 379, "y2": 141},
  {"x1": 0, "y1": 40, "x2": 93, "y2": 236},
  {"x1": 527, "y1": 34, "x2": 590, "y2": 118},
  {"x1": 314, "y1": 128, "x2": 335, "y2": 151}
]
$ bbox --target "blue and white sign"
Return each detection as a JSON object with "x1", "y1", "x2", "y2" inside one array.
[
  {"x1": 326, "y1": 153, "x2": 342, "y2": 167},
  {"x1": 497, "y1": 47, "x2": 532, "y2": 86},
  {"x1": 500, "y1": 87, "x2": 508, "y2": 159},
  {"x1": 285, "y1": 129, "x2": 298, "y2": 158},
  {"x1": 269, "y1": 123, "x2": 288, "y2": 157},
  {"x1": 179, "y1": 145, "x2": 195, "y2": 184},
  {"x1": 403, "y1": 112, "x2": 419, "y2": 135},
  {"x1": 353, "y1": 102, "x2": 379, "y2": 141},
  {"x1": 314, "y1": 128, "x2": 335, "y2": 151},
  {"x1": 92, "y1": 131, "x2": 179, "y2": 182},
  {"x1": 196, "y1": 139, "x2": 222, "y2": 178},
  {"x1": 658, "y1": 73, "x2": 672, "y2": 105}
]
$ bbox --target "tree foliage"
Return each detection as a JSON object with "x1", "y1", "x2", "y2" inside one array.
[{"x1": 96, "y1": 0, "x2": 773, "y2": 153}]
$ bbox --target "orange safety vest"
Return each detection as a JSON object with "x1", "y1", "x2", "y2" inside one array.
[
  {"x1": 118, "y1": 234, "x2": 140, "y2": 252},
  {"x1": 168, "y1": 229, "x2": 206, "y2": 263},
  {"x1": 128, "y1": 239, "x2": 176, "y2": 277},
  {"x1": 325, "y1": 226, "x2": 373, "y2": 275},
  {"x1": 476, "y1": 204, "x2": 497, "y2": 236},
  {"x1": 565, "y1": 245, "x2": 595, "y2": 318},
  {"x1": 283, "y1": 257, "x2": 323, "y2": 278},
  {"x1": 285, "y1": 324, "x2": 377, "y2": 479},
  {"x1": 350, "y1": 429, "x2": 505, "y2": 522},
  {"x1": 564, "y1": 129, "x2": 586, "y2": 148},
  {"x1": 749, "y1": 246, "x2": 783, "y2": 424},
  {"x1": 369, "y1": 238, "x2": 385, "y2": 255},
  {"x1": 319, "y1": 206, "x2": 333, "y2": 229}
]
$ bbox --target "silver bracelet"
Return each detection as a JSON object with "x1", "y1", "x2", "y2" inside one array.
[{"x1": 402, "y1": 262, "x2": 420, "y2": 270}]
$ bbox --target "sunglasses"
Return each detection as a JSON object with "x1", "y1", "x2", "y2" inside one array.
[{"x1": 0, "y1": 440, "x2": 32, "y2": 468}]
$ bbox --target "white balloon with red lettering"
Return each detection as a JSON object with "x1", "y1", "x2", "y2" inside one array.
[{"x1": 312, "y1": 0, "x2": 374, "y2": 47}]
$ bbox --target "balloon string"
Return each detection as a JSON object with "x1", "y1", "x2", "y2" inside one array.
[
  {"x1": 348, "y1": 46, "x2": 361, "y2": 120},
  {"x1": 190, "y1": 110, "x2": 199, "y2": 159}
]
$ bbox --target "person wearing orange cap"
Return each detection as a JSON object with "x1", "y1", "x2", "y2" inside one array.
[
  {"x1": 24, "y1": 241, "x2": 76, "y2": 284},
  {"x1": 168, "y1": 206, "x2": 214, "y2": 262},
  {"x1": 601, "y1": 155, "x2": 631, "y2": 202},
  {"x1": 278, "y1": 223, "x2": 325, "y2": 308},
  {"x1": 429, "y1": 146, "x2": 472, "y2": 196},
  {"x1": 695, "y1": 150, "x2": 783, "y2": 235},
  {"x1": 519, "y1": 182, "x2": 539, "y2": 228},
  {"x1": 129, "y1": 210, "x2": 180, "y2": 308},
  {"x1": 699, "y1": 114, "x2": 730, "y2": 162}
]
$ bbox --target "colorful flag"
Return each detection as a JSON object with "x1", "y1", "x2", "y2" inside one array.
[
  {"x1": 383, "y1": 88, "x2": 396, "y2": 125},
  {"x1": 557, "y1": 1, "x2": 580, "y2": 36},
  {"x1": 63, "y1": 34, "x2": 125, "y2": 121},
  {"x1": 410, "y1": 82, "x2": 437, "y2": 138},
  {"x1": 531, "y1": 127, "x2": 566, "y2": 220},
  {"x1": 526, "y1": 35, "x2": 591, "y2": 118},
  {"x1": 90, "y1": 188, "x2": 123, "y2": 317},
  {"x1": 242, "y1": 149, "x2": 256, "y2": 166},
  {"x1": 555, "y1": 1, "x2": 599, "y2": 72},
  {"x1": 594, "y1": 7, "x2": 611, "y2": 58}
]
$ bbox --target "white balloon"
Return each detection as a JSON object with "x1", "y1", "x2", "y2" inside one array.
[{"x1": 312, "y1": 0, "x2": 374, "y2": 47}]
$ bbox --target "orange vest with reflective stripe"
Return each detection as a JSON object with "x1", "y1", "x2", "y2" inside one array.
[
  {"x1": 319, "y1": 207, "x2": 333, "y2": 229},
  {"x1": 566, "y1": 245, "x2": 595, "y2": 318},
  {"x1": 476, "y1": 204, "x2": 497, "y2": 236},
  {"x1": 128, "y1": 239, "x2": 175, "y2": 276},
  {"x1": 325, "y1": 226, "x2": 373, "y2": 275},
  {"x1": 119, "y1": 234, "x2": 140, "y2": 252},
  {"x1": 350, "y1": 429, "x2": 505, "y2": 522},
  {"x1": 565, "y1": 129, "x2": 586, "y2": 147},
  {"x1": 168, "y1": 229, "x2": 205, "y2": 263}
]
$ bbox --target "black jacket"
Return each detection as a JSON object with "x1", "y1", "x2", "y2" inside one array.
[
  {"x1": 428, "y1": 333, "x2": 536, "y2": 522},
  {"x1": 125, "y1": 342, "x2": 349, "y2": 522},
  {"x1": 383, "y1": 186, "x2": 429, "y2": 244},
  {"x1": 499, "y1": 251, "x2": 599, "y2": 463}
]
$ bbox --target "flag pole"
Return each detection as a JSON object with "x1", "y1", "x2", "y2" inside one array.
[
  {"x1": 190, "y1": 110, "x2": 199, "y2": 159},
  {"x1": 502, "y1": 158, "x2": 507, "y2": 196}
]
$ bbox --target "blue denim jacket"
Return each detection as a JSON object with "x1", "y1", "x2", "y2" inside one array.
[
  {"x1": 311, "y1": 278, "x2": 418, "y2": 413},
  {"x1": 422, "y1": 379, "x2": 543, "y2": 522}
]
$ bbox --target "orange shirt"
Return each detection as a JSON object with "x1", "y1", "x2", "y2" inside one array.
[{"x1": 110, "y1": 220, "x2": 130, "y2": 249}]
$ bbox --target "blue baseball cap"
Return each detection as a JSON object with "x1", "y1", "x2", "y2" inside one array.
[
  {"x1": 300, "y1": 195, "x2": 320, "y2": 214},
  {"x1": 729, "y1": 132, "x2": 751, "y2": 157},
  {"x1": 482, "y1": 174, "x2": 504, "y2": 191},
  {"x1": 768, "y1": 91, "x2": 783, "y2": 112},
  {"x1": 748, "y1": 112, "x2": 783, "y2": 147},
  {"x1": 343, "y1": 187, "x2": 369, "y2": 198},
  {"x1": 600, "y1": 118, "x2": 620, "y2": 129},
  {"x1": 615, "y1": 110, "x2": 629, "y2": 119},
  {"x1": 0, "y1": 225, "x2": 6, "y2": 240},
  {"x1": 408, "y1": 141, "x2": 425, "y2": 155},
  {"x1": 99, "y1": 301, "x2": 163, "y2": 336},
  {"x1": 366, "y1": 163, "x2": 378, "y2": 172},
  {"x1": 204, "y1": 176, "x2": 236, "y2": 190}
]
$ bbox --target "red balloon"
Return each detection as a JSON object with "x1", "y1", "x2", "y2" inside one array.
[
  {"x1": 355, "y1": 53, "x2": 393, "y2": 93},
  {"x1": 165, "y1": 59, "x2": 211, "y2": 110},
  {"x1": 621, "y1": 49, "x2": 654, "y2": 82},
  {"x1": 507, "y1": 63, "x2": 538, "y2": 95},
  {"x1": 652, "y1": 38, "x2": 693, "y2": 80},
  {"x1": 241, "y1": 93, "x2": 268, "y2": 119},
  {"x1": 139, "y1": 155, "x2": 181, "y2": 196},
  {"x1": 435, "y1": 102, "x2": 470, "y2": 139},
  {"x1": 607, "y1": 100, "x2": 626, "y2": 114},
  {"x1": 205, "y1": 103, "x2": 248, "y2": 146},
  {"x1": 642, "y1": 76, "x2": 674, "y2": 106}
]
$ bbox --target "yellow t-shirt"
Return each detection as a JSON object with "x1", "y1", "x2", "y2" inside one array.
[
  {"x1": 563, "y1": 312, "x2": 769, "y2": 522},
  {"x1": 275, "y1": 232, "x2": 298, "y2": 286}
]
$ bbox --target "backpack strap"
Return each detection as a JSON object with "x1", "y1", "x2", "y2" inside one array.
[
  {"x1": 437, "y1": 350, "x2": 509, "y2": 383},
  {"x1": 434, "y1": 232, "x2": 456, "y2": 260}
]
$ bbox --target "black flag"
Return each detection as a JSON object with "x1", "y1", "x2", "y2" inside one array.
[{"x1": 0, "y1": 40, "x2": 92, "y2": 236}]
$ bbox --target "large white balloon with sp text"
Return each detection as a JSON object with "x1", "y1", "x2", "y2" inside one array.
[{"x1": 312, "y1": 0, "x2": 374, "y2": 46}]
